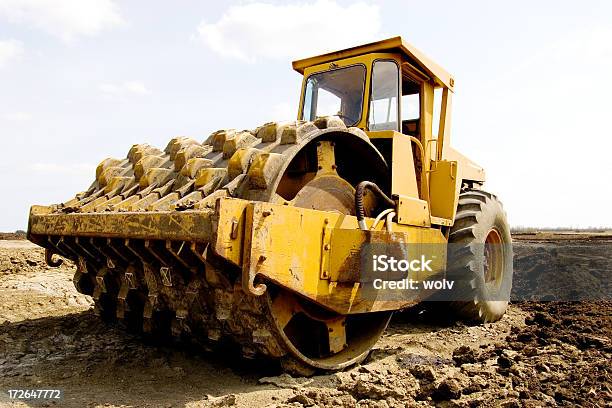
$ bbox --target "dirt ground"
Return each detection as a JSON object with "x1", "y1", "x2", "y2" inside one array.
[{"x1": 0, "y1": 234, "x2": 610, "y2": 407}]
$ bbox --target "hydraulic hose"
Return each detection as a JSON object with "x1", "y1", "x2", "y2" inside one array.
[
  {"x1": 370, "y1": 208, "x2": 395, "y2": 230},
  {"x1": 355, "y1": 181, "x2": 396, "y2": 230}
]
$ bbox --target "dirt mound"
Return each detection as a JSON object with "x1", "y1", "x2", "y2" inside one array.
[
  {"x1": 513, "y1": 237, "x2": 612, "y2": 301},
  {"x1": 503, "y1": 301, "x2": 611, "y2": 406},
  {"x1": 0, "y1": 231, "x2": 26, "y2": 240},
  {"x1": 0, "y1": 236, "x2": 610, "y2": 407},
  {"x1": 1, "y1": 246, "x2": 46, "y2": 276}
]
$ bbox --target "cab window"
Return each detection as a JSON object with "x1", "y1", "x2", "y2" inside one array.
[
  {"x1": 401, "y1": 75, "x2": 421, "y2": 136},
  {"x1": 368, "y1": 60, "x2": 399, "y2": 131},
  {"x1": 302, "y1": 65, "x2": 366, "y2": 126}
]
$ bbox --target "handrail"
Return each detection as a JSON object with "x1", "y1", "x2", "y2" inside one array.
[{"x1": 407, "y1": 135, "x2": 430, "y2": 204}]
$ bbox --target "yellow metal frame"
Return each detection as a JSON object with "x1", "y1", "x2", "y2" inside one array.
[
  {"x1": 213, "y1": 197, "x2": 446, "y2": 314},
  {"x1": 30, "y1": 195, "x2": 445, "y2": 314},
  {"x1": 293, "y1": 36, "x2": 487, "y2": 226},
  {"x1": 293, "y1": 36, "x2": 454, "y2": 91},
  {"x1": 298, "y1": 52, "x2": 402, "y2": 131}
]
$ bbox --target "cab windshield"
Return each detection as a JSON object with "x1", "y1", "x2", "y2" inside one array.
[{"x1": 302, "y1": 65, "x2": 366, "y2": 126}]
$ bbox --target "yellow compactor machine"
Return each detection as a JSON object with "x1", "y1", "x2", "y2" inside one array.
[{"x1": 28, "y1": 37, "x2": 513, "y2": 374}]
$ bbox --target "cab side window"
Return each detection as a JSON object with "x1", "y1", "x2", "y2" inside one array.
[
  {"x1": 401, "y1": 75, "x2": 420, "y2": 136},
  {"x1": 368, "y1": 60, "x2": 399, "y2": 131}
]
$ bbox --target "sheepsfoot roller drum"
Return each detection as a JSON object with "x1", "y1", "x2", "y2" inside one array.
[
  {"x1": 28, "y1": 37, "x2": 514, "y2": 374},
  {"x1": 28, "y1": 118, "x2": 403, "y2": 373}
]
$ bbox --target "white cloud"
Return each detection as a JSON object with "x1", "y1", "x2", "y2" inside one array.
[
  {"x1": 99, "y1": 81, "x2": 152, "y2": 96},
  {"x1": 197, "y1": 0, "x2": 383, "y2": 62},
  {"x1": 124, "y1": 81, "x2": 152, "y2": 95},
  {"x1": 0, "y1": 0, "x2": 123, "y2": 41},
  {"x1": 0, "y1": 39, "x2": 23, "y2": 67},
  {"x1": 2, "y1": 111, "x2": 32, "y2": 121}
]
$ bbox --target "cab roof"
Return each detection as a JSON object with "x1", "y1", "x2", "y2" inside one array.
[{"x1": 292, "y1": 36, "x2": 454, "y2": 91}]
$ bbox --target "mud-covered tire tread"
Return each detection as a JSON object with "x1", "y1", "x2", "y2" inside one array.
[{"x1": 447, "y1": 188, "x2": 513, "y2": 323}]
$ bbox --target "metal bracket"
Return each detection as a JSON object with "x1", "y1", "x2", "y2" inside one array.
[
  {"x1": 320, "y1": 219, "x2": 332, "y2": 280},
  {"x1": 241, "y1": 203, "x2": 267, "y2": 296},
  {"x1": 77, "y1": 256, "x2": 88, "y2": 273},
  {"x1": 95, "y1": 275, "x2": 107, "y2": 293},
  {"x1": 230, "y1": 217, "x2": 239, "y2": 239},
  {"x1": 160, "y1": 266, "x2": 173, "y2": 287},
  {"x1": 125, "y1": 271, "x2": 137, "y2": 289}
]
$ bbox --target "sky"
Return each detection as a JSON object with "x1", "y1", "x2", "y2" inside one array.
[{"x1": 0, "y1": 0, "x2": 611, "y2": 231}]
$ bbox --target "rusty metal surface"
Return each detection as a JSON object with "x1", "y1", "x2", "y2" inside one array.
[
  {"x1": 29, "y1": 208, "x2": 215, "y2": 242},
  {"x1": 239, "y1": 199, "x2": 445, "y2": 314}
]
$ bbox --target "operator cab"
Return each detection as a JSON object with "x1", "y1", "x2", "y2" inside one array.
[
  {"x1": 300, "y1": 60, "x2": 421, "y2": 133},
  {"x1": 293, "y1": 36, "x2": 455, "y2": 162}
]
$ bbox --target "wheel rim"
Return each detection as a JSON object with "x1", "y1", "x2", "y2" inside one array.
[
  {"x1": 266, "y1": 136, "x2": 392, "y2": 370},
  {"x1": 484, "y1": 228, "x2": 504, "y2": 289}
]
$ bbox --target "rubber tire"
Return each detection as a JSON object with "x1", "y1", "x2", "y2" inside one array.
[{"x1": 447, "y1": 189, "x2": 513, "y2": 323}]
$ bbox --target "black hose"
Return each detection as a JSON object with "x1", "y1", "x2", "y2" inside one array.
[{"x1": 355, "y1": 181, "x2": 396, "y2": 229}]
